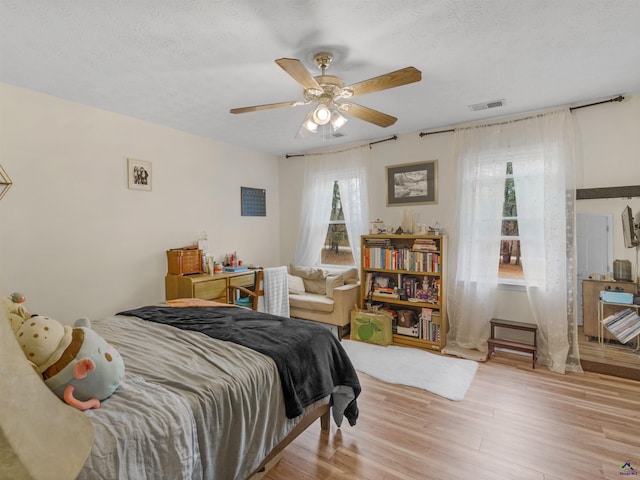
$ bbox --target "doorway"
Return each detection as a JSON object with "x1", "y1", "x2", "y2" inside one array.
[{"x1": 576, "y1": 213, "x2": 613, "y2": 325}]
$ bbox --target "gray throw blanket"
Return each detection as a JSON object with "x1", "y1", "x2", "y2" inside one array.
[{"x1": 117, "y1": 306, "x2": 360, "y2": 425}]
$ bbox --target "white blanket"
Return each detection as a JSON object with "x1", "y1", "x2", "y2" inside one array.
[{"x1": 259, "y1": 266, "x2": 290, "y2": 317}]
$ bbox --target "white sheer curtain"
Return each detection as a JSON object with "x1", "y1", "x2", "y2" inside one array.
[
  {"x1": 294, "y1": 145, "x2": 371, "y2": 266},
  {"x1": 511, "y1": 110, "x2": 580, "y2": 373},
  {"x1": 448, "y1": 109, "x2": 581, "y2": 374},
  {"x1": 446, "y1": 130, "x2": 505, "y2": 356}
]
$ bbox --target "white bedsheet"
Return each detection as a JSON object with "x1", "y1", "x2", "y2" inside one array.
[{"x1": 83, "y1": 314, "x2": 327, "y2": 480}]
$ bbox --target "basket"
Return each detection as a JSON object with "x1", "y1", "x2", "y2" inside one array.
[{"x1": 167, "y1": 248, "x2": 204, "y2": 275}]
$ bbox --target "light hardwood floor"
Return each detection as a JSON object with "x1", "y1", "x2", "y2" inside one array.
[
  {"x1": 579, "y1": 327, "x2": 640, "y2": 381},
  {"x1": 266, "y1": 350, "x2": 640, "y2": 480}
]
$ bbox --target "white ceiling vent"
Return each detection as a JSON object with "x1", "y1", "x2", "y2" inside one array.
[{"x1": 469, "y1": 99, "x2": 505, "y2": 111}]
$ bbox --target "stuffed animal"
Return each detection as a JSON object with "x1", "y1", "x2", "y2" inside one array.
[
  {"x1": 15, "y1": 316, "x2": 125, "y2": 410},
  {"x1": 3, "y1": 292, "x2": 31, "y2": 333}
]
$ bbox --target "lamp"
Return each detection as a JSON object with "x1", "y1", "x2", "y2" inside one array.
[{"x1": 298, "y1": 104, "x2": 348, "y2": 138}]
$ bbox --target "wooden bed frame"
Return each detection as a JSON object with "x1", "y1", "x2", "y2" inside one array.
[{"x1": 248, "y1": 403, "x2": 331, "y2": 479}]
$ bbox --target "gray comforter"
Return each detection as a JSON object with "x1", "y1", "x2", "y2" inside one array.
[{"x1": 80, "y1": 315, "x2": 333, "y2": 480}]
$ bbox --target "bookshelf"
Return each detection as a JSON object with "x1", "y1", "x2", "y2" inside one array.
[{"x1": 360, "y1": 234, "x2": 448, "y2": 351}]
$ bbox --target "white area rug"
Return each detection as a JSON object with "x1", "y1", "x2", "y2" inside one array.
[{"x1": 341, "y1": 339, "x2": 479, "y2": 401}]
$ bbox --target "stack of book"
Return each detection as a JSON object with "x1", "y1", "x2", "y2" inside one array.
[
  {"x1": 420, "y1": 308, "x2": 441, "y2": 342},
  {"x1": 602, "y1": 308, "x2": 640, "y2": 344},
  {"x1": 413, "y1": 238, "x2": 438, "y2": 252}
]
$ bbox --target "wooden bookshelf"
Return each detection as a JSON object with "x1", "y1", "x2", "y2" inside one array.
[{"x1": 360, "y1": 234, "x2": 448, "y2": 351}]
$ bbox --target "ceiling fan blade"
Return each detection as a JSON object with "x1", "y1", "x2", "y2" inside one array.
[
  {"x1": 346, "y1": 66, "x2": 421, "y2": 97},
  {"x1": 339, "y1": 102, "x2": 397, "y2": 127},
  {"x1": 275, "y1": 58, "x2": 320, "y2": 90},
  {"x1": 230, "y1": 100, "x2": 302, "y2": 114}
]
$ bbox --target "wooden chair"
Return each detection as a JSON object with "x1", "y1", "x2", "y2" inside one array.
[{"x1": 227, "y1": 268, "x2": 264, "y2": 310}]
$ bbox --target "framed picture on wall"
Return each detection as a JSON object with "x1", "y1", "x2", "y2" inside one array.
[
  {"x1": 386, "y1": 160, "x2": 437, "y2": 206},
  {"x1": 127, "y1": 158, "x2": 152, "y2": 191},
  {"x1": 241, "y1": 187, "x2": 266, "y2": 216}
]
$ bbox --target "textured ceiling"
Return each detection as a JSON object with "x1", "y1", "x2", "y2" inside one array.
[{"x1": 1, "y1": 1, "x2": 639, "y2": 156}]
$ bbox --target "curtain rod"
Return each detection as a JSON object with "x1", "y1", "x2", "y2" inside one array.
[
  {"x1": 418, "y1": 94, "x2": 625, "y2": 137},
  {"x1": 285, "y1": 135, "x2": 397, "y2": 158}
]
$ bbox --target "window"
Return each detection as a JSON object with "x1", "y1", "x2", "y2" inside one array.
[
  {"x1": 499, "y1": 162, "x2": 523, "y2": 279},
  {"x1": 321, "y1": 181, "x2": 355, "y2": 265}
]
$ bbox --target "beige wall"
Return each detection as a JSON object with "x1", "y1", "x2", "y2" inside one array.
[
  {"x1": 279, "y1": 93, "x2": 640, "y2": 324},
  {"x1": 574, "y1": 93, "x2": 640, "y2": 275},
  {"x1": 2, "y1": 83, "x2": 637, "y2": 326},
  {"x1": 0, "y1": 83, "x2": 281, "y2": 322}
]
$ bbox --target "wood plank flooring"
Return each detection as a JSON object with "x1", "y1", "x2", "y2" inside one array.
[
  {"x1": 265, "y1": 350, "x2": 640, "y2": 480},
  {"x1": 579, "y1": 327, "x2": 640, "y2": 381}
]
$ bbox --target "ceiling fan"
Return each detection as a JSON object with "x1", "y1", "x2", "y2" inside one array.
[{"x1": 230, "y1": 52, "x2": 422, "y2": 136}]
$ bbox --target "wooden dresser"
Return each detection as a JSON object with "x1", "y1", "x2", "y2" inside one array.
[
  {"x1": 582, "y1": 279, "x2": 638, "y2": 340},
  {"x1": 165, "y1": 271, "x2": 256, "y2": 303}
]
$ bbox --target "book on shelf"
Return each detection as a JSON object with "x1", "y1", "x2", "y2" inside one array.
[{"x1": 363, "y1": 245, "x2": 441, "y2": 272}]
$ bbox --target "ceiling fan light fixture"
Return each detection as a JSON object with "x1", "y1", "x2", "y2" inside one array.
[
  {"x1": 330, "y1": 109, "x2": 348, "y2": 131},
  {"x1": 301, "y1": 110, "x2": 318, "y2": 133},
  {"x1": 312, "y1": 104, "x2": 331, "y2": 125}
]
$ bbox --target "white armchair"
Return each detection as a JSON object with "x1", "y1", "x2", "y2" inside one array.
[{"x1": 288, "y1": 265, "x2": 360, "y2": 338}]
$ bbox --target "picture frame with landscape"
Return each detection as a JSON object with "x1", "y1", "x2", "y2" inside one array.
[{"x1": 386, "y1": 160, "x2": 437, "y2": 206}]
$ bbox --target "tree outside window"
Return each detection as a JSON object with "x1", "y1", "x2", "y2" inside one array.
[
  {"x1": 499, "y1": 162, "x2": 523, "y2": 279},
  {"x1": 321, "y1": 181, "x2": 355, "y2": 265}
]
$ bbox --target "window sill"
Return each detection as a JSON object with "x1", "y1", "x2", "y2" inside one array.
[{"x1": 498, "y1": 278, "x2": 526, "y2": 291}]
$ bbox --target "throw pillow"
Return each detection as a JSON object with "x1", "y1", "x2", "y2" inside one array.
[
  {"x1": 341, "y1": 267, "x2": 359, "y2": 284},
  {"x1": 289, "y1": 264, "x2": 327, "y2": 294},
  {"x1": 289, "y1": 264, "x2": 326, "y2": 280},
  {"x1": 326, "y1": 274, "x2": 344, "y2": 299},
  {"x1": 288, "y1": 275, "x2": 306, "y2": 294}
]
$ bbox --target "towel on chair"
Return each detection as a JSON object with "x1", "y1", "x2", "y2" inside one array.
[{"x1": 259, "y1": 266, "x2": 290, "y2": 317}]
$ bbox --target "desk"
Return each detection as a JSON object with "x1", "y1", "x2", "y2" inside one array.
[
  {"x1": 166, "y1": 271, "x2": 256, "y2": 303},
  {"x1": 598, "y1": 301, "x2": 640, "y2": 351}
]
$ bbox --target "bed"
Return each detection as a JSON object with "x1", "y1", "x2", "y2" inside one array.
[{"x1": 76, "y1": 302, "x2": 361, "y2": 479}]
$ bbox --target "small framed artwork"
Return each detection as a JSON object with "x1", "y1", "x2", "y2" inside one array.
[
  {"x1": 127, "y1": 158, "x2": 152, "y2": 191},
  {"x1": 241, "y1": 187, "x2": 266, "y2": 216},
  {"x1": 386, "y1": 160, "x2": 437, "y2": 206}
]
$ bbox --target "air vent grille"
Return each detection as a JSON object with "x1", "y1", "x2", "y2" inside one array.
[{"x1": 469, "y1": 99, "x2": 505, "y2": 111}]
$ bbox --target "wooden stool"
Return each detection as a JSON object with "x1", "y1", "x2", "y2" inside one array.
[{"x1": 487, "y1": 318, "x2": 538, "y2": 369}]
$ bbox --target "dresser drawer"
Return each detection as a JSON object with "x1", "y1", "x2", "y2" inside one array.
[
  {"x1": 229, "y1": 273, "x2": 255, "y2": 288},
  {"x1": 194, "y1": 278, "x2": 227, "y2": 300}
]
